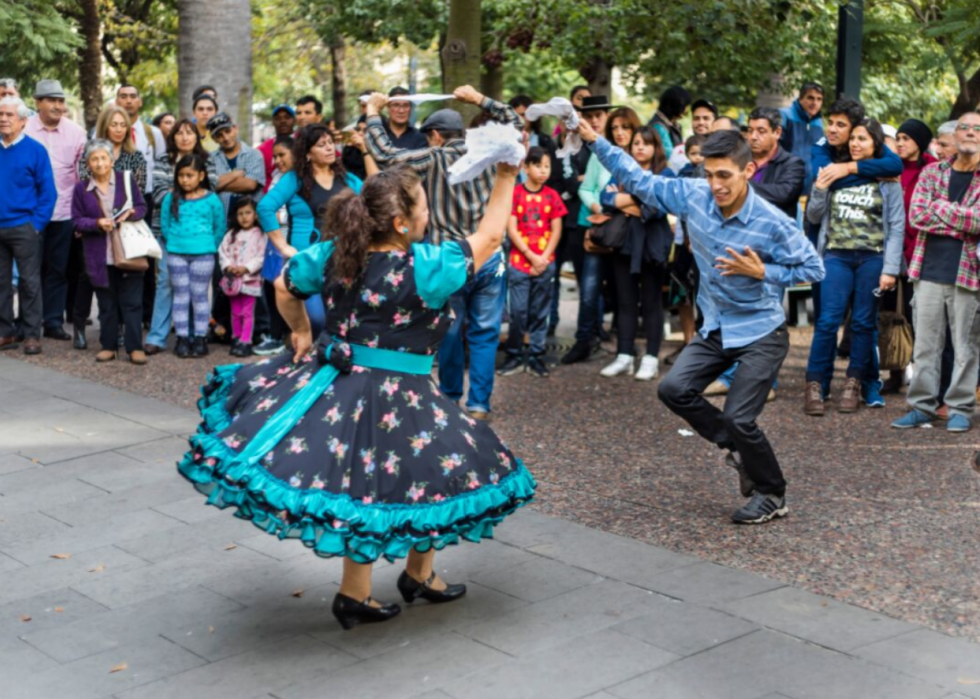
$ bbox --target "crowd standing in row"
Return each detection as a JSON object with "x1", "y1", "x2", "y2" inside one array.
[{"x1": 1, "y1": 73, "x2": 980, "y2": 517}]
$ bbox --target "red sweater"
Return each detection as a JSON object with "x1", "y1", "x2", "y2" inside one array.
[{"x1": 901, "y1": 153, "x2": 937, "y2": 266}]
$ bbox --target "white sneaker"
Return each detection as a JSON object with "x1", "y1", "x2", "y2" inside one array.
[
  {"x1": 635, "y1": 355, "x2": 659, "y2": 381},
  {"x1": 600, "y1": 354, "x2": 634, "y2": 377}
]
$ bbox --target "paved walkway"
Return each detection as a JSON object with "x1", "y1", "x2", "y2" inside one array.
[{"x1": 2, "y1": 356, "x2": 980, "y2": 699}]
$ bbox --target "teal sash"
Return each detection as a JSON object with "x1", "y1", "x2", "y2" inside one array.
[{"x1": 223, "y1": 343, "x2": 433, "y2": 475}]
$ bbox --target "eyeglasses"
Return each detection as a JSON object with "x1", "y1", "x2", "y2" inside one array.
[{"x1": 956, "y1": 123, "x2": 980, "y2": 133}]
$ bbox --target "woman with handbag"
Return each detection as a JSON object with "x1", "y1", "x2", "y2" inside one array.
[
  {"x1": 803, "y1": 118, "x2": 905, "y2": 416},
  {"x1": 70, "y1": 140, "x2": 149, "y2": 364},
  {"x1": 598, "y1": 126, "x2": 675, "y2": 380}
]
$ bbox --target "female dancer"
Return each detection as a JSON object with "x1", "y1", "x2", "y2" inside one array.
[{"x1": 178, "y1": 160, "x2": 535, "y2": 629}]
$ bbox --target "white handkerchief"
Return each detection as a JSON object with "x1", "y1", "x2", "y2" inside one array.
[
  {"x1": 447, "y1": 121, "x2": 524, "y2": 185},
  {"x1": 526, "y1": 97, "x2": 582, "y2": 157},
  {"x1": 359, "y1": 93, "x2": 455, "y2": 105}
]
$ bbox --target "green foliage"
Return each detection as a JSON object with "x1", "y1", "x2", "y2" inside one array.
[
  {"x1": 298, "y1": 0, "x2": 445, "y2": 48},
  {"x1": 0, "y1": 0, "x2": 81, "y2": 91}
]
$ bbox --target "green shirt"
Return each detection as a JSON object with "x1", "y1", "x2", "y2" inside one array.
[{"x1": 827, "y1": 183, "x2": 885, "y2": 253}]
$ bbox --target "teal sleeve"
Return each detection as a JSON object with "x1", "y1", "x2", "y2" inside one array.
[
  {"x1": 283, "y1": 241, "x2": 335, "y2": 299},
  {"x1": 578, "y1": 155, "x2": 602, "y2": 210},
  {"x1": 412, "y1": 240, "x2": 476, "y2": 309},
  {"x1": 258, "y1": 171, "x2": 298, "y2": 232},
  {"x1": 211, "y1": 194, "x2": 225, "y2": 247},
  {"x1": 160, "y1": 193, "x2": 173, "y2": 240},
  {"x1": 653, "y1": 123, "x2": 674, "y2": 152},
  {"x1": 345, "y1": 173, "x2": 363, "y2": 194}
]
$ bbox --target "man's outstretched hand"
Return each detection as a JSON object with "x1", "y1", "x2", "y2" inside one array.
[
  {"x1": 715, "y1": 246, "x2": 765, "y2": 280},
  {"x1": 453, "y1": 85, "x2": 484, "y2": 105},
  {"x1": 577, "y1": 119, "x2": 598, "y2": 143}
]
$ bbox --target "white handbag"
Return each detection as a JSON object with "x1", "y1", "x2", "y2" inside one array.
[{"x1": 118, "y1": 170, "x2": 163, "y2": 261}]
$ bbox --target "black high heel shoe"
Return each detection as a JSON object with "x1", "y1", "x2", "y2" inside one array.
[
  {"x1": 72, "y1": 323, "x2": 87, "y2": 350},
  {"x1": 331, "y1": 593, "x2": 401, "y2": 630},
  {"x1": 397, "y1": 571, "x2": 467, "y2": 604}
]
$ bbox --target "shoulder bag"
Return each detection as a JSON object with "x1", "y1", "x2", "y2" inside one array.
[{"x1": 878, "y1": 281, "x2": 913, "y2": 372}]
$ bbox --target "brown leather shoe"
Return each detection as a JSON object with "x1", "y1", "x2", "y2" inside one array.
[
  {"x1": 0, "y1": 335, "x2": 19, "y2": 351},
  {"x1": 130, "y1": 350, "x2": 147, "y2": 365},
  {"x1": 839, "y1": 377, "x2": 861, "y2": 413},
  {"x1": 23, "y1": 338, "x2": 41, "y2": 355},
  {"x1": 804, "y1": 381, "x2": 824, "y2": 416},
  {"x1": 95, "y1": 350, "x2": 116, "y2": 362},
  {"x1": 144, "y1": 343, "x2": 165, "y2": 356}
]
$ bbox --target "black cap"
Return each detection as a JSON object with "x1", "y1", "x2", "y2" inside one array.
[
  {"x1": 421, "y1": 109, "x2": 464, "y2": 133},
  {"x1": 206, "y1": 112, "x2": 234, "y2": 134},
  {"x1": 691, "y1": 98, "x2": 718, "y2": 117},
  {"x1": 580, "y1": 95, "x2": 617, "y2": 112}
]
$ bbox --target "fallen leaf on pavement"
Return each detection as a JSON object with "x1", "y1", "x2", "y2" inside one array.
[
  {"x1": 209, "y1": 626, "x2": 215, "y2": 633},
  {"x1": 54, "y1": 607, "x2": 64, "y2": 613},
  {"x1": 959, "y1": 677, "x2": 980, "y2": 685},
  {"x1": 224, "y1": 544, "x2": 237, "y2": 551},
  {"x1": 50, "y1": 553, "x2": 71, "y2": 560},
  {"x1": 89, "y1": 564, "x2": 105, "y2": 573},
  {"x1": 20, "y1": 615, "x2": 31, "y2": 622},
  {"x1": 109, "y1": 663, "x2": 128, "y2": 674},
  {"x1": 292, "y1": 589, "x2": 304, "y2": 598}
]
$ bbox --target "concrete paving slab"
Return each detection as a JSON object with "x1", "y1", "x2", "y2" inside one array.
[
  {"x1": 469, "y1": 554, "x2": 603, "y2": 603},
  {"x1": 0, "y1": 452, "x2": 39, "y2": 476},
  {"x1": 40, "y1": 478, "x2": 191, "y2": 527},
  {"x1": 0, "y1": 587, "x2": 108, "y2": 640},
  {"x1": 855, "y1": 629, "x2": 980, "y2": 699},
  {"x1": 720, "y1": 585, "x2": 917, "y2": 653},
  {"x1": 442, "y1": 628, "x2": 679, "y2": 699},
  {"x1": 637, "y1": 560, "x2": 787, "y2": 605}
]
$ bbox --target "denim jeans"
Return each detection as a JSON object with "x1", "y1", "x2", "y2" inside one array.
[
  {"x1": 806, "y1": 250, "x2": 883, "y2": 386},
  {"x1": 145, "y1": 239, "x2": 173, "y2": 346},
  {"x1": 507, "y1": 263, "x2": 555, "y2": 357},
  {"x1": 574, "y1": 251, "x2": 605, "y2": 344},
  {"x1": 438, "y1": 251, "x2": 506, "y2": 413}
]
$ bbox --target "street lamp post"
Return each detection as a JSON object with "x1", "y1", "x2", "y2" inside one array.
[{"x1": 836, "y1": 0, "x2": 864, "y2": 100}]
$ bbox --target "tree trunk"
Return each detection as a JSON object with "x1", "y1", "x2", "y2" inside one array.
[
  {"x1": 950, "y1": 67, "x2": 980, "y2": 120},
  {"x1": 581, "y1": 57, "x2": 612, "y2": 98},
  {"x1": 177, "y1": 0, "x2": 253, "y2": 142},
  {"x1": 330, "y1": 38, "x2": 348, "y2": 127},
  {"x1": 480, "y1": 62, "x2": 504, "y2": 102},
  {"x1": 441, "y1": 0, "x2": 482, "y2": 123},
  {"x1": 77, "y1": 0, "x2": 102, "y2": 131}
]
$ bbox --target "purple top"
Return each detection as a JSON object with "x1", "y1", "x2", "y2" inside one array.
[{"x1": 71, "y1": 171, "x2": 147, "y2": 289}]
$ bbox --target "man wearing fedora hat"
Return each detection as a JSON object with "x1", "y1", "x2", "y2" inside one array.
[
  {"x1": 561, "y1": 94, "x2": 615, "y2": 365},
  {"x1": 24, "y1": 79, "x2": 87, "y2": 342}
]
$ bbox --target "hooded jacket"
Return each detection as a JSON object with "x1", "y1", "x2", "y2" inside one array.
[{"x1": 779, "y1": 100, "x2": 824, "y2": 191}]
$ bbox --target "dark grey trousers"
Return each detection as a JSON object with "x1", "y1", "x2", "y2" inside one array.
[
  {"x1": 658, "y1": 326, "x2": 790, "y2": 497},
  {"x1": 0, "y1": 223, "x2": 42, "y2": 339}
]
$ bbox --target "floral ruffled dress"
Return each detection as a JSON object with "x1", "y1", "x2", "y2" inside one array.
[{"x1": 177, "y1": 239, "x2": 536, "y2": 562}]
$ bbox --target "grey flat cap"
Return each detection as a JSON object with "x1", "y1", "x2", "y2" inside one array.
[
  {"x1": 421, "y1": 109, "x2": 463, "y2": 133},
  {"x1": 34, "y1": 79, "x2": 66, "y2": 99}
]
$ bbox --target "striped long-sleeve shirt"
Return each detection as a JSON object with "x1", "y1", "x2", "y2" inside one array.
[
  {"x1": 591, "y1": 137, "x2": 825, "y2": 348},
  {"x1": 364, "y1": 97, "x2": 522, "y2": 245},
  {"x1": 907, "y1": 157, "x2": 980, "y2": 290}
]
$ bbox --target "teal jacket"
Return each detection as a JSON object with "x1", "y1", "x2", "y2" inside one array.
[
  {"x1": 257, "y1": 170, "x2": 363, "y2": 252},
  {"x1": 160, "y1": 191, "x2": 225, "y2": 255}
]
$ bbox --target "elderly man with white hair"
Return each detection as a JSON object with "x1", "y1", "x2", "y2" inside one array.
[
  {"x1": 935, "y1": 120, "x2": 959, "y2": 160},
  {"x1": 0, "y1": 96, "x2": 56, "y2": 354}
]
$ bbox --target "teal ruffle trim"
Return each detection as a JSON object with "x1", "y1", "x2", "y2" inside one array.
[{"x1": 177, "y1": 364, "x2": 536, "y2": 563}]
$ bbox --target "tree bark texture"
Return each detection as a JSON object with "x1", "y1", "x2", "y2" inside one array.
[
  {"x1": 480, "y1": 62, "x2": 503, "y2": 102},
  {"x1": 78, "y1": 0, "x2": 103, "y2": 131},
  {"x1": 441, "y1": 0, "x2": 482, "y2": 123},
  {"x1": 581, "y1": 56, "x2": 612, "y2": 98},
  {"x1": 330, "y1": 38, "x2": 348, "y2": 127},
  {"x1": 950, "y1": 67, "x2": 980, "y2": 120},
  {"x1": 177, "y1": 0, "x2": 253, "y2": 141}
]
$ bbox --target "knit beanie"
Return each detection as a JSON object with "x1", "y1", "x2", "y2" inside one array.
[{"x1": 897, "y1": 119, "x2": 933, "y2": 157}]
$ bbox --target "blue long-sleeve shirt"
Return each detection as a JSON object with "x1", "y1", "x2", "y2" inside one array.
[
  {"x1": 809, "y1": 140, "x2": 903, "y2": 191},
  {"x1": 591, "y1": 137, "x2": 825, "y2": 348},
  {"x1": 0, "y1": 134, "x2": 56, "y2": 232}
]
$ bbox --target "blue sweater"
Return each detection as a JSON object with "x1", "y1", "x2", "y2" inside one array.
[
  {"x1": 257, "y1": 170, "x2": 363, "y2": 252},
  {"x1": 160, "y1": 191, "x2": 225, "y2": 255},
  {"x1": 0, "y1": 135, "x2": 56, "y2": 231}
]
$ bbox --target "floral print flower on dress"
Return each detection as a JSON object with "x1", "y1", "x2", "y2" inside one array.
[
  {"x1": 402, "y1": 390, "x2": 422, "y2": 409},
  {"x1": 362, "y1": 289, "x2": 387, "y2": 308},
  {"x1": 352, "y1": 398, "x2": 364, "y2": 423},
  {"x1": 310, "y1": 474, "x2": 326, "y2": 489},
  {"x1": 384, "y1": 269, "x2": 404, "y2": 288},
  {"x1": 360, "y1": 448, "x2": 376, "y2": 475},
  {"x1": 255, "y1": 396, "x2": 279, "y2": 413},
  {"x1": 379, "y1": 377, "x2": 400, "y2": 399},
  {"x1": 379, "y1": 409, "x2": 401, "y2": 432},
  {"x1": 383, "y1": 451, "x2": 401, "y2": 476},
  {"x1": 392, "y1": 308, "x2": 412, "y2": 327},
  {"x1": 407, "y1": 482, "x2": 427, "y2": 502},
  {"x1": 224, "y1": 434, "x2": 243, "y2": 449},
  {"x1": 328, "y1": 437, "x2": 348, "y2": 461},
  {"x1": 439, "y1": 453, "x2": 465, "y2": 476},
  {"x1": 288, "y1": 437, "x2": 309, "y2": 454},
  {"x1": 408, "y1": 431, "x2": 433, "y2": 456},
  {"x1": 323, "y1": 404, "x2": 343, "y2": 425},
  {"x1": 431, "y1": 403, "x2": 448, "y2": 429}
]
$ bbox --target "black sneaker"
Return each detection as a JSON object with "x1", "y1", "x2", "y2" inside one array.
[
  {"x1": 731, "y1": 492, "x2": 788, "y2": 524},
  {"x1": 237, "y1": 343, "x2": 253, "y2": 357},
  {"x1": 191, "y1": 336, "x2": 209, "y2": 357},
  {"x1": 497, "y1": 355, "x2": 525, "y2": 376},
  {"x1": 253, "y1": 334, "x2": 285, "y2": 356},
  {"x1": 527, "y1": 356, "x2": 550, "y2": 378},
  {"x1": 724, "y1": 451, "x2": 755, "y2": 498},
  {"x1": 174, "y1": 336, "x2": 191, "y2": 359},
  {"x1": 229, "y1": 341, "x2": 244, "y2": 357},
  {"x1": 561, "y1": 341, "x2": 591, "y2": 365}
]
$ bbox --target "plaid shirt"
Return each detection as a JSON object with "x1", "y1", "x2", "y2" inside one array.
[
  {"x1": 365, "y1": 97, "x2": 521, "y2": 245},
  {"x1": 907, "y1": 157, "x2": 980, "y2": 290}
]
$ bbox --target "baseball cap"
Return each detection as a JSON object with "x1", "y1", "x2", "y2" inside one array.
[
  {"x1": 206, "y1": 112, "x2": 235, "y2": 135},
  {"x1": 272, "y1": 104, "x2": 295, "y2": 117}
]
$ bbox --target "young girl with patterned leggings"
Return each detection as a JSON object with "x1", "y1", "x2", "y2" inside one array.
[{"x1": 161, "y1": 154, "x2": 225, "y2": 359}]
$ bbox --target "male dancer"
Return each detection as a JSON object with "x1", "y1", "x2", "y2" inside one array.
[{"x1": 577, "y1": 120, "x2": 825, "y2": 524}]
